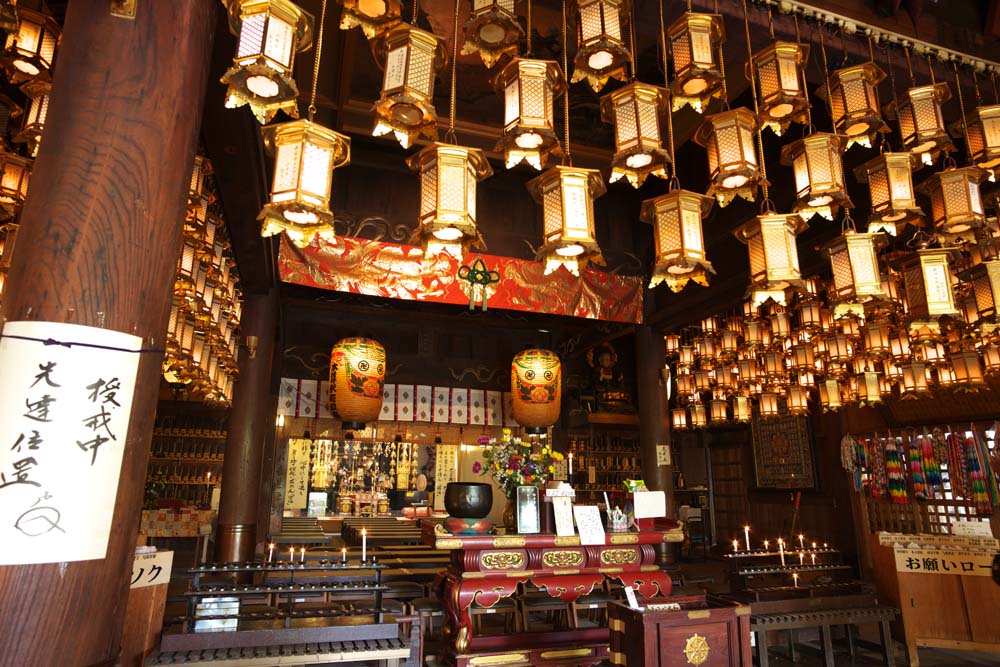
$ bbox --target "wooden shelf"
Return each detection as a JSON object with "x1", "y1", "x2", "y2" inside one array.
[
  {"x1": 150, "y1": 456, "x2": 224, "y2": 464},
  {"x1": 152, "y1": 430, "x2": 227, "y2": 440}
]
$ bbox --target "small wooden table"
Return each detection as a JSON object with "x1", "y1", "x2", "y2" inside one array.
[{"x1": 421, "y1": 519, "x2": 683, "y2": 665}]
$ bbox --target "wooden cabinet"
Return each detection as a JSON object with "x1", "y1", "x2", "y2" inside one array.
[{"x1": 608, "y1": 596, "x2": 752, "y2": 667}]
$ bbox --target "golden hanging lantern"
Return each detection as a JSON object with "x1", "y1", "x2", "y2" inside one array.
[
  {"x1": 786, "y1": 385, "x2": 810, "y2": 416},
  {"x1": 733, "y1": 212, "x2": 807, "y2": 292},
  {"x1": 960, "y1": 260, "x2": 1000, "y2": 328},
  {"x1": 818, "y1": 379, "x2": 844, "y2": 411},
  {"x1": 890, "y1": 83, "x2": 955, "y2": 166},
  {"x1": 950, "y1": 349, "x2": 985, "y2": 391},
  {"x1": 667, "y1": 12, "x2": 725, "y2": 113},
  {"x1": 641, "y1": 189, "x2": 714, "y2": 292},
  {"x1": 780, "y1": 132, "x2": 851, "y2": 221},
  {"x1": 917, "y1": 166, "x2": 987, "y2": 236},
  {"x1": 816, "y1": 62, "x2": 887, "y2": 149},
  {"x1": 600, "y1": 82, "x2": 670, "y2": 187},
  {"x1": 12, "y1": 80, "x2": 48, "y2": 156},
  {"x1": 897, "y1": 247, "x2": 960, "y2": 340},
  {"x1": 664, "y1": 334, "x2": 681, "y2": 355},
  {"x1": 790, "y1": 341, "x2": 815, "y2": 371},
  {"x1": 407, "y1": 143, "x2": 493, "y2": 258},
  {"x1": 690, "y1": 401, "x2": 707, "y2": 428},
  {"x1": 372, "y1": 23, "x2": 447, "y2": 148},
  {"x1": 759, "y1": 392, "x2": 780, "y2": 419},
  {"x1": 747, "y1": 41, "x2": 810, "y2": 135},
  {"x1": 493, "y1": 58, "x2": 566, "y2": 170},
  {"x1": 337, "y1": 0, "x2": 402, "y2": 40},
  {"x1": 258, "y1": 119, "x2": 350, "y2": 247},
  {"x1": 221, "y1": 0, "x2": 314, "y2": 124},
  {"x1": 675, "y1": 371, "x2": 695, "y2": 396},
  {"x1": 0, "y1": 7, "x2": 59, "y2": 83},
  {"x1": 511, "y1": 348, "x2": 562, "y2": 435},
  {"x1": 823, "y1": 228, "x2": 887, "y2": 304},
  {"x1": 526, "y1": 165, "x2": 605, "y2": 276},
  {"x1": 0, "y1": 151, "x2": 30, "y2": 218},
  {"x1": 981, "y1": 344, "x2": 1000, "y2": 375},
  {"x1": 189, "y1": 155, "x2": 213, "y2": 205},
  {"x1": 709, "y1": 398, "x2": 728, "y2": 424},
  {"x1": 329, "y1": 337, "x2": 387, "y2": 430},
  {"x1": 461, "y1": 0, "x2": 521, "y2": 67},
  {"x1": 694, "y1": 108, "x2": 761, "y2": 206},
  {"x1": 732, "y1": 395, "x2": 752, "y2": 422},
  {"x1": 899, "y1": 361, "x2": 931, "y2": 398},
  {"x1": 671, "y1": 407, "x2": 689, "y2": 430},
  {"x1": 964, "y1": 105, "x2": 1000, "y2": 178},
  {"x1": 571, "y1": 0, "x2": 631, "y2": 93},
  {"x1": 861, "y1": 320, "x2": 893, "y2": 359},
  {"x1": 678, "y1": 345, "x2": 696, "y2": 367},
  {"x1": 855, "y1": 152, "x2": 923, "y2": 235},
  {"x1": 854, "y1": 370, "x2": 882, "y2": 405}
]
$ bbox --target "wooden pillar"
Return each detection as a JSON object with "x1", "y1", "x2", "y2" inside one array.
[
  {"x1": 215, "y1": 288, "x2": 278, "y2": 563},
  {"x1": 0, "y1": 2, "x2": 216, "y2": 665},
  {"x1": 635, "y1": 323, "x2": 677, "y2": 564}
]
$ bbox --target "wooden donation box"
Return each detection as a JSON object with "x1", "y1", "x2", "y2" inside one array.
[
  {"x1": 608, "y1": 596, "x2": 752, "y2": 667},
  {"x1": 870, "y1": 530, "x2": 1000, "y2": 666},
  {"x1": 421, "y1": 519, "x2": 684, "y2": 666}
]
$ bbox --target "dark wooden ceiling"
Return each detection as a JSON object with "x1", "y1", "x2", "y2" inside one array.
[{"x1": 196, "y1": 0, "x2": 1000, "y2": 351}]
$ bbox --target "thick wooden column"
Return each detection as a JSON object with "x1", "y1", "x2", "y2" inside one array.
[
  {"x1": 0, "y1": 2, "x2": 216, "y2": 665},
  {"x1": 635, "y1": 323, "x2": 677, "y2": 564},
  {"x1": 216, "y1": 288, "x2": 278, "y2": 563}
]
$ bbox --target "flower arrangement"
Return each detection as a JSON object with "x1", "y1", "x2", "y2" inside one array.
[{"x1": 474, "y1": 428, "x2": 564, "y2": 499}]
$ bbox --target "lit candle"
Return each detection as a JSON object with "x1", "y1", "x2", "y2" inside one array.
[
  {"x1": 799, "y1": 551, "x2": 804, "y2": 566},
  {"x1": 744, "y1": 525, "x2": 751, "y2": 551},
  {"x1": 811, "y1": 553, "x2": 816, "y2": 565},
  {"x1": 778, "y1": 538, "x2": 785, "y2": 567},
  {"x1": 823, "y1": 542, "x2": 828, "y2": 548},
  {"x1": 568, "y1": 453, "x2": 574, "y2": 477},
  {"x1": 763, "y1": 539, "x2": 770, "y2": 551},
  {"x1": 341, "y1": 547, "x2": 347, "y2": 563},
  {"x1": 289, "y1": 547, "x2": 294, "y2": 562},
  {"x1": 793, "y1": 572, "x2": 799, "y2": 588},
  {"x1": 733, "y1": 539, "x2": 740, "y2": 552},
  {"x1": 300, "y1": 547, "x2": 306, "y2": 563},
  {"x1": 798, "y1": 534, "x2": 805, "y2": 550},
  {"x1": 812, "y1": 541, "x2": 817, "y2": 550},
  {"x1": 362, "y1": 528, "x2": 367, "y2": 562},
  {"x1": 267, "y1": 543, "x2": 275, "y2": 563}
]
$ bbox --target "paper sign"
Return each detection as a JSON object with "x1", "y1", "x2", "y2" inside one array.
[
  {"x1": 317, "y1": 381, "x2": 333, "y2": 419},
  {"x1": 633, "y1": 491, "x2": 666, "y2": 519},
  {"x1": 656, "y1": 445, "x2": 671, "y2": 466},
  {"x1": 416, "y1": 385, "x2": 432, "y2": 422},
  {"x1": 553, "y1": 496, "x2": 575, "y2": 537},
  {"x1": 587, "y1": 466, "x2": 597, "y2": 484},
  {"x1": 433, "y1": 387, "x2": 450, "y2": 423},
  {"x1": 893, "y1": 546, "x2": 994, "y2": 576},
  {"x1": 434, "y1": 445, "x2": 458, "y2": 511},
  {"x1": 573, "y1": 505, "x2": 606, "y2": 545},
  {"x1": 296, "y1": 379, "x2": 317, "y2": 418},
  {"x1": 469, "y1": 389, "x2": 485, "y2": 426},
  {"x1": 131, "y1": 550, "x2": 173, "y2": 589},
  {"x1": 380, "y1": 384, "x2": 396, "y2": 421},
  {"x1": 0, "y1": 321, "x2": 142, "y2": 565},
  {"x1": 623, "y1": 585, "x2": 641, "y2": 610},
  {"x1": 952, "y1": 521, "x2": 994, "y2": 538},
  {"x1": 552, "y1": 458, "x2": 568, "y2": 481},
  {"x1": 284, "y1": 438, "x2": 311, "y2": 510},
  {"x1": 396, "y1": 384, "x2": 414, "y2": 422},
  {"x1": 278, "y1": 378, "x2": 297, "y2": 416}
]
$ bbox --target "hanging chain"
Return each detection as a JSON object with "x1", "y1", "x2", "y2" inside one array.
[
  {"x1": 953, "y1": 61, "x2": 972, "y2": 165},
  {"x1": 741, "y1": 0, "x2": 768, "y2": 208},
  {"x1": 526, "y1": 0, "x2": 532, "y2": 56},
  {"x1": 817, "y1": 22, "x2": 833, "y2": 133},
  {"x1": 793, "y1": 12, "x2": 800, "y2": 42},
  {"x1": 884, "y1": 40, "x2": 899, "y2": 151},
  {"x1": 658, "y1": 0, "x2": 676, "y2": 188},
  {"x1": 562, "y1": 0, "x2": 571, "y2": 166},
  {"x1": 904, "y1": 44, "x2": 914, "y2": 86},
  {"x1": 766, "y1": 5, "x2": 774, "y2": 40},
  {"x1": 715, "y1": 0, "x2": 728, "y2": 109},
  {"x1": 307, "y1": 0, "x2": 329, "y2": 121},
  {"x1": 973, "y1": 69, "x2": 982, "y2": 105},
  {"x1": 447, "y1": 0, "x2": 460, "y2": 142},
  {"x1": 926, "y1": 54, "x2": 935, "y2": 85},
  {"x1": 992, "y1": 70, "x2": 999, "y2": 104},
  {"x1": 411, "y1": 0, "x2": 418, "y2": 25},
  {"x1": 628, "y1": 0, "x2": 637, "y2": 82}
]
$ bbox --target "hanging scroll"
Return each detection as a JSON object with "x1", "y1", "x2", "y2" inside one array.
[{"x1": 284, "y1": 438, "x2": 311, "y2": 510}]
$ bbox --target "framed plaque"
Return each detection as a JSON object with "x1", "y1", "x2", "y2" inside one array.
[{"x1": 516, "y1": 485, "x2": 540, "y2": 534}]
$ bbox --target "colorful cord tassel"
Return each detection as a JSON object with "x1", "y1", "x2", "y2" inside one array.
[
  {"x1": 908, "y1": 434, "x2": 927, "y2": 500},
  {"x1": 885, "y1": 436, "x2": 909, "y2": 504},
  {"x1": 965, "y1": 434, "x2": 992, "y2": 516},
  {"x1": 920, "y1": 429, "x2": 942, "y2": 493}
]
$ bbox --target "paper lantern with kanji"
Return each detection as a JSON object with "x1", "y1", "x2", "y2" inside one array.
[
  {"x1": 526, "y1": 165, "x2": 605, "y2": 276},
  {"x1": 917, "y1": 166, "x2": 987, "y2": 236},
  {"x1": 748, "y1": 41, "x2": 810, "y2": 135},
  {"x1": 641, "y1": 189, "x2": 714, "y2": 291},
  {"x1": 897, "y1": 247, "x2": 960, "y2": 322},
  {"x1": 600, "y1": 82, "x2": 670, "y2": 187},
  {"x1": 511, "y1": 349, "x2": 561, "y2": 435},
  {"x1": 733, "y1": 212, "x2": 807, "y2": 292},
  {"x1": 694, "y1": 107, "x2": 761, "y2": 206},
  {"x1": 855, "y1": 152, "x2": 923, "y2": 235},
  {"x1": 493, "y1": 58, "x2": 566, "y2": 170},
  {"x1": 780, "y1": 132, "x2": 851, "y2": 221},
  {"x1": 890, "y1": 83, "x2": 954, "y2": 166},
  {"x1": 462, "y1": 0, "x2": 522, "y2": 67},
  {"x1": 816, "y1": 62, "x2": 886, "y2": 149},
  {"x1": 667, "y1": 12, "x2": 725, "y2": 113},
  {"x1": 571, "y1": 0, "x2": 631, "y2": 93},
  {"x1": 338, "y1": 0, "x2": 402, "y2": 40},
  {"x1": 329, "y1": 337, "x2": 387, "y2": 430}
]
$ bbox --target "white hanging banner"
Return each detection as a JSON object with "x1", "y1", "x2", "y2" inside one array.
[
  {"x1": 0, "y1": 321, "x2": 142, "y2": 565},
  {"x1": 284, "y1": 438, "x2": 311, "y2": 510}
]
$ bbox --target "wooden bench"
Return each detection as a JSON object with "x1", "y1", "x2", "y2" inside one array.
[{"x1": 751, "y1": 605, "x2": 897, "y2": 667}]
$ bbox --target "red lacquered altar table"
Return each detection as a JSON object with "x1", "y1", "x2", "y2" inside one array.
[{"x1": 421, "y1": 519, "x2": 684, "y2": 665}]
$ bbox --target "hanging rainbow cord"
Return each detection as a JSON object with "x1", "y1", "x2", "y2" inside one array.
[
  {"x1": 884, "y1": 435, "x2": 909, "y2": 504},
  {"x1": 907, "y1": 433, "x2": 926, "y2": 500},
  {"x1": 947, "y1": 430, "x2": 969, "y2": 499},
  {"x1": 969, "y1": 427, "x2": 998, "y2": 515},
  {"x1": 867, "y1": 436, "x2": 887, "y2": 499}
]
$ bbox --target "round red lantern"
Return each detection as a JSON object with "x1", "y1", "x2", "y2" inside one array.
[
  {"x1": 328, "y1": 337, "x2": 386, "y2": 430},
  {"x1": 511, "y1": 348, "x2": 561, "y2": 435}
]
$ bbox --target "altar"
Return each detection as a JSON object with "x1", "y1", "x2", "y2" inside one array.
[{"x1": 421, "y1": 519, "x2": 683, "y2": 665}]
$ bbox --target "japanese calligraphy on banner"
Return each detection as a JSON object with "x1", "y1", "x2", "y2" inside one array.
[
  {"x1": 131, "y1": 550, "x2": 173, "y2": 589},
  {"x1": 433, "y1": 445, "x2": 458, "y2": 512},
  {"x1": 0, "y1": 321, "x2": 141, "y2": 565},
  {"x1": 284, "y1": 438, "x2": 311, "y2": 510},
  {"x1": 894, "y1": 547, "x2": 995, "y2": 576}
]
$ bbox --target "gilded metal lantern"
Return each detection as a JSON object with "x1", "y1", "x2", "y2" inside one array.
[
  {"x1": 824, "y1": 229, "x2": 887, "y2": 304},
  {"x1": 668, "y1": 12, "x2": 725, "y2": 113},
  {"x1": 494, "y1": 58, "x2": 566, "y2": 170},
  {"x1": 918, "y1": 166, "x2": 987, "y2": 235},
  {"x1": 854, "y1": 370, "x2": 882, "y2": 405},
  {"x1": 675, "y1": 371, "x2": 695, "y2": 396},
  {"x1": 221, "y1": 0, "x2": 314, "y2": 124},
  {"x1": 372, "y1": 24, "x2": 448, "y2": 148},
  {"x1": 338, "y1": 0, "x2": 402, "y2": 40},
  {"x1": 12, "y1": 81, "x2": 48, "y2": 156},
  {"x1": 982, "y1": 344, "x2": 1000, "y2": 375},
  {"x1": 856, "y1": 152, "x2": 923, "y2": 235},
  {"x1": 526, "y1": 165, "x2": 605, "y2": 276},
  {"x1": 664, "y1": 334, "x2": 681, "y2": 355},
  {"x1": 641, "y1": 189, "x2": 714, "y2": 291},
  {"x1": 861, "y1": 320, "x2": 892, "y2": 359},
  {"x1": 790, "y1": 341, "x2": 815, "y2": 371},
  {"x1": 818, "y1": 379, "x2": 843, "y2": 411},
  {"x1": 189, "y1": 155, "x2": 213, "y2": 205},
  {"x1": 258, "y1": 119, "x2": 350, "y2": 247},
  {"x1": 732, "y1": 395, "x2": 752, "y2": 422},
  {"x1": 600, "y1": 82, "x2": 670, "y2": 187},
  {"x1": 678, "y1": 345, "x2": 696, "y2": 367},
  {"x1": 0, "y1": 7, "x2": 59, "y2": 83},
  {"x1": 571, "y1": 0, "x2": 631, "y2": 93},
  {"x1": 461, "y1": 0, "x2": 521, "y2": 67},
  {"x1": 816, "y1": 62, "x2": 887, "y2": 149},
  {"x1": 780, "y1": 132, "x2": 851, "y2": 221},
  {"x1": 951, "y1": 349, "x2": 985, "y2": 390},
  {"x1": 694, "y1": 369, "x2": 713, "y2": 392},
  {"x1": 759, "y1": 392, "x2": 780, "y2": 418},
  {"x1": 748, "y1": 41, "x2": 810, "y2": 135},
  {"x1": 511, "y1": 348, "x2": 561, "y2": 435},
  {"x1": 962, "y1": 260, "x2": 1000, "y2": 325},
  {"x1": 690, "y1": 402, "x2": 707, "y2": 428},
  {"x1": 407, "y1": 143, "x2": 492, "y2": 258},
  {"x1": 694, "y1": 108, "x2": 761, "y2": 206},
  {"x1": 744, "y1": 319, "x2": 771, "y2": 350},
  {"x1": 0, "y1": 151, "x2": 30, "y2": 216},
  {"x1": 899, "y1": 361, "x2": 930, "y2": 397},
  {"x1": 891, "y1": 83, "x2": 955, "y2": 165},
  {"x1": 786, "y1": 385, "x2": 810, "y2": 416},
  {"x1": 329, "y1": 337, "x2": 387, "y2": 430},
  {"x1": 733, "y1": 213, "x2": 807, "y2": 291},
  {"x1": 898, "y1": 248, "x2": 960, "y2": 323},
  {"x1": 710, "y1": 399, "x2": 728, "y2": 424},
  {"x1": 964, "y1": 105, "x2": 1000, "y2": 177},
  {"x1": 672, "y1": 407, "x2": 689, "y2": 430}
]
